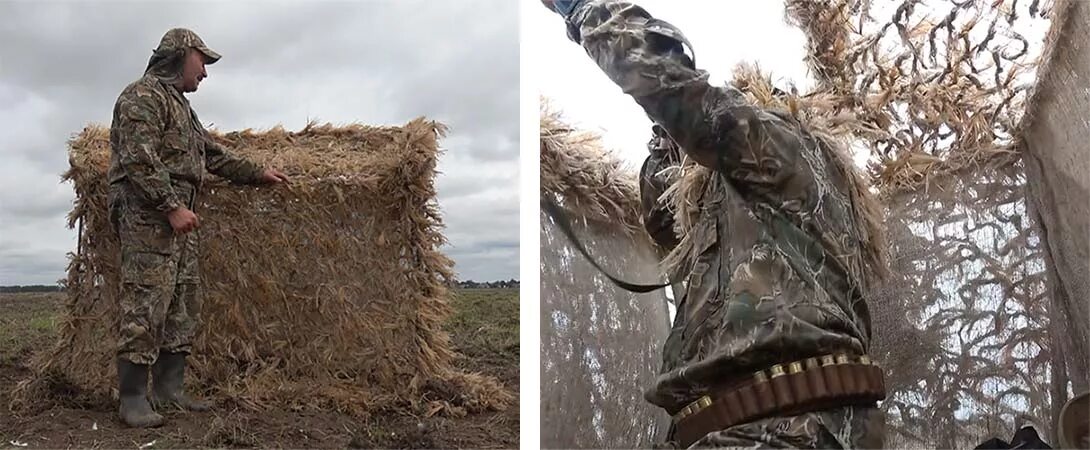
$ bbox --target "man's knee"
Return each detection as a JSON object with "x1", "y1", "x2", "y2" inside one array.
[
  {"x1": 118, "y1": 283, "x2": 172, "y2": 365},
  {"x1": 118, "y1": 298, "x2": 164, "y2": 363},
  {"x1": 163, "y1": 282, "x2": 202, "y2": 353}
]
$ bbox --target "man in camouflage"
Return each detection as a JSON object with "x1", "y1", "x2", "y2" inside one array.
[
  {"x1": 543, "y1": 1, "x2": 889, "y2": 448},
  {"x1": 107, "y1": 28, "x2": 288, "y2": 428},
  {"x1": 639, "y1": 124, "x2": 681, "y2": 254}
]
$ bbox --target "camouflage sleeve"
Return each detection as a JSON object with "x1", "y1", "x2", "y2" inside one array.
[
  {"x1": 568, "y1": 1, "x2": 806, "y2": 191},
  {"x1": 203, "y1": 131, "x2": 264, "y2": 184},
  {"x1": 639, "y1": 130, "x2": 680, "y2": 251},
  {"x1": 114, "y1": 91, "x2": 183, "y2": 212}
]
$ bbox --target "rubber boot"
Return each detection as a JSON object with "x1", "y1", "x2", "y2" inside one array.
[
  {"x1": 117, "y1": 359, "x2": 165, "y2": 428},
  {"x1": 150, "y1": 351, "x2": 210, "y2": 412}
]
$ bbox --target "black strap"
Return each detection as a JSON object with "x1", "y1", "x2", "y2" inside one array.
[{"x1": 541, "y1": 196, "x2": 670, "y2": 293}]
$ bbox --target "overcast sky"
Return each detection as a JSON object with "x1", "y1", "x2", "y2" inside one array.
[
  {"x1": 531, "y1": 0, "x2": 1048, "y2": 166},
  {"x1": 0, "y1": 0, "x2": 518, "y2": 285},
  {"x1": 530, "y1": 0, "x2": 814, "y2": 166}
]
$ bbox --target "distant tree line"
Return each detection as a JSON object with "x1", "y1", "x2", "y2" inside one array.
[
  {"x1": 454, "y1": 279, "x2": 519, "y2": 289},
  {"x1": 0, "y1": 285, "x2": 64, "y2": 293}
]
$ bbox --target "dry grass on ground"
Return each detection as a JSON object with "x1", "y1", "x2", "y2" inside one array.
[{"x1": 0, "y1": 288, "x2": 519, "y2": 449}]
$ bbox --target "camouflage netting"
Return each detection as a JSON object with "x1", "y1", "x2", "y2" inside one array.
[
  {"x1": 542, "y1": 0, "x2": 1088, "y2": 447},
  {"x1": 10, "y1": 119, "x2": 512, "y2": 418},
  {"x1": 540, "y1": 106, "x2": 672, "y2": 449},
  {"x1": 1019, "y1": 0, "x2": 1090, "y2": 402},
  {"x1": 785, "y1": 0, "x2": 1082, "y2": 446}
]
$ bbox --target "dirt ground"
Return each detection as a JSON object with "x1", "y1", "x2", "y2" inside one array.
[{"x1": 0, "y1": 289, "x2": 519, "y2": 449}]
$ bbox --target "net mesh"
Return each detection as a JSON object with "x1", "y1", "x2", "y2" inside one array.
[
  {"x1": 540, "y1": 107, "x2": 672, "y2": 449},
  {"x1": 783, "y1": 0, "x2": 1074, "y2": 445},
  {"x1": 872, "y1": 163, "x2": 1052, "y2": 447}
]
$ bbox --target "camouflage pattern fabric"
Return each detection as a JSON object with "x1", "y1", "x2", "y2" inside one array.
[
  {"x1": 145, "y1": 28, "x2": 221, "y2": 84},
  {"x1": 107, "y1": 73, "x2": 263, "y2": 212},
  {"x1": 106, "y1": 28, "x2": 262, "y2": 365},
  {"x1": 561, "y1": 1, "x2": 882, "y2": 447},
  {"x1": 686, "y1": 406, "x2": 884, "y2": 449},
  {"x1": 108, "y1": 182, "x2": 202, "y2": 365},
  {"x1": 639, "y1": 125, "x2": 681, "y2": 253}
]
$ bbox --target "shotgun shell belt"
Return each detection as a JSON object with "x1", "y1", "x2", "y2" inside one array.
[{"x1": 673, "y1": 353, "x2": 886, "y2": 448}]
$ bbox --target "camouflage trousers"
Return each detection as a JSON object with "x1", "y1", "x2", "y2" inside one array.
[
  {"x1": 109, "y1": 182, "x2": 202, "y2": 366},
  {"x1": 670, "y1": 405, "x2": 884, "y2": 449}
]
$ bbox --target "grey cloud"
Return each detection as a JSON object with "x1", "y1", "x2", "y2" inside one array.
[
  {"x1": 436, "y1": 152, "x2": 519, "y2": 200},
  {"x1": 0, "y1": 190, "x2": 72, "y2": 221},
  {"x1": 0, "y1": 251, "x2": 69, "y2": 285},
  {"x1": 0, "y1": 0, "x2": 519, "y2": 284}
]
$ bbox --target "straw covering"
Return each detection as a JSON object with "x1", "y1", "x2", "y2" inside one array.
[
  {"x1": 540, "y1": 101, "x2": 645, "y2": 237},
  {"x1": 11, "y1": 119, "x2": 511, "y2": 417},
  {"x1": 783, "y1": 0, "x2": 1053, "y2": 194},
  {"x1": 540, "y1": 105, "x2": 672, "y2": 448}
]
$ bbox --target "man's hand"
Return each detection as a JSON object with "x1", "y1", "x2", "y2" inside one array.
[
  {"x1": 167, "y1": 206, "x2": 200, "y2": 235},
  {"x1": 258, "y1": 168, "x2": 290, "y2": 184}
]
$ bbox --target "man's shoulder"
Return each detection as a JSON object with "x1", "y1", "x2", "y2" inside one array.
[{"x1": 116, "y1": 75, "x2": 168, "y2": 107}]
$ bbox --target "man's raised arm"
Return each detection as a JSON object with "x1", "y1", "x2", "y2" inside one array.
[{"x1": 547, "y1": 0, "x2": 808, "y2": 192}]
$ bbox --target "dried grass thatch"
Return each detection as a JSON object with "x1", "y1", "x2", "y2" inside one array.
[
  {"x1": 785, "y1": 0, "x2": 1054, "y2": 194},
  {"x1": 780, "y1": 1, "x2": 1066, "y2": 445},
  {"x1": 540, "y1": 99, "x2": 644, "y2": 237},
  {"x1": 10, "y1": 119, "x2": 512, "y2": 417},
  {"x1": 656, "y1": 63, "x2": 889, "y2": 282},
  {"x1": 539, "y1": 102, "x2": 672, "y2": 449}
]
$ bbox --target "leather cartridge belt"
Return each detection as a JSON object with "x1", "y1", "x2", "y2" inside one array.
[{"x1": 673, "y1": 354, "x2": 886, "y2": 448}]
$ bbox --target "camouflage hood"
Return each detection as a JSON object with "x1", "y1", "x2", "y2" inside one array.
[{"x1": 144, "y1": 28, "x2": 221, "y2": 83}]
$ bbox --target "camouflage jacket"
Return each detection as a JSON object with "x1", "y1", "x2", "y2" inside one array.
[
  {"x1": 639, "y1": 126, "x2": 681, "y2": 252},
  {"x1": 566, "y1": 0, "x2": 875, "y2": 415},
  {"x1": 108, "y1": 74, "x2": 263, "y2": 212}
]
